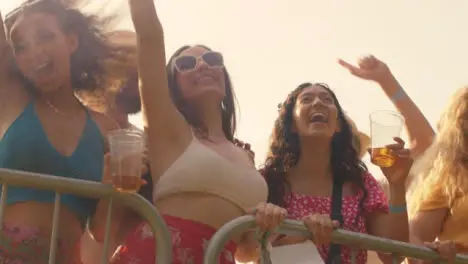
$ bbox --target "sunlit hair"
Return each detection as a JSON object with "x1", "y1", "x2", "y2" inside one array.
[
  {"x1": 166, "y1": 45, "x2": 237, "y2": 141},
  {"x1": 262, "y1": 82, "x2": 368, "y2": 219},
  {"x1": 410, "y1": 87, "x2": 468, "y2": 216},
  {"x1": 85, "y1": 30, "x2": 138, "y2": 112},
  {"x1": 5, "y1": 0, "x2": 134, "y2": 108}
]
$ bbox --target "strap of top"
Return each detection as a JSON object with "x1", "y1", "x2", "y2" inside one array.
[{"x1": 326, "y1": 179, "x2": 344, "y2": 264}]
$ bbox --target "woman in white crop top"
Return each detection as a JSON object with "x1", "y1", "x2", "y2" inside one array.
[{"x1": 108, "y1": 1, "x2": 288, "y2": 263}]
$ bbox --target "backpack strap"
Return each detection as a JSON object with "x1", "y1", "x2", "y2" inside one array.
[{"x1": 326, "y1": 180, "x2": 344, "y2": 264}]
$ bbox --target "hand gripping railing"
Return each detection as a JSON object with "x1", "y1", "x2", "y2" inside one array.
[
  {"x1": 0, "y1": 168, "x2": 172, "y2": 264},
  {"x1": 204, "y1": 215, "x2": 468, "y2": 264}
]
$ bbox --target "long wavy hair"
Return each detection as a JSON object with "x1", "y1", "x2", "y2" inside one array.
[
  {"x1": 262, "y1": 82, "x2": 368, "y2": 217},
  {"x1": 410, "y1": 87, "x2": 468, "y2": 215},
  {"x1": 5, "y1": 0, "x2": 133, "y2": 106},
  {"x1": 165, "y1": 45, "x2": 237, "y2": 141}
]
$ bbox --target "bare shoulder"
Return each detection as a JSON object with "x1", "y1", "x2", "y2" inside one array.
[
  {"x1": 0, "y1": 79, "x2": 29, "y2": 134},
  {"x1": 88, "y1": 110, "x2": 119, "y2": 136},
  {"x1": 0, "y1": 78, "x2": 29, "y2": 111}
]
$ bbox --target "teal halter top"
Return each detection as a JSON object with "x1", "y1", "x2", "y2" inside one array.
[{"x1": 0, "y1": 102, "x2": 104, "y2": 226}]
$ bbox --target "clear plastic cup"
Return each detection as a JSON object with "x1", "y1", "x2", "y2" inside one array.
[
  {"x1": 369, "y1": 110, "x2": 404, "y2": 168},
  {"x1": 108, "y1": 129, "x2": 145, "y2": 192}
]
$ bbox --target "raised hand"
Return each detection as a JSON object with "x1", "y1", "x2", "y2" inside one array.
[
  {"x1": 338, "y1": 55, "x2": 393, "y2": 84},
  {"x1": 0, "y1": 12, "x2": 11, "y2": 75},
  {"x1": 0, "y1": 12, "x2": 5, "y2": 45},
  {"x1": 128, "y1": 0, "x2": 163, "y2": 39}
]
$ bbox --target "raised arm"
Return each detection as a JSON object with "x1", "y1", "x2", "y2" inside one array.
[
  {"x1": 0, "y1": 12, "x2": 28, "y2": 122},
  {"x1": 0, "y1": 12, "x2": 8, "y2": 83},
  {"x1": 339, "y1": 56, "x2": 434, "y2": 158},
  {"x1": 127, "y1": 0, "x2": 192, "y2": 178}
]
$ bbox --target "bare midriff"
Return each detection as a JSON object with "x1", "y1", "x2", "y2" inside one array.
[
  {"x1": 3, "y1": 201, "x2": 83, "y2": 250},
  {"x1": 155, "y1": 193, "x2": 246, "y2": 243}
]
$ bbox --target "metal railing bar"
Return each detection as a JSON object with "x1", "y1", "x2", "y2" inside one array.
[
  {"x1": 0, "y1": 184, "x2": 8, "y2": 228},
  {"x1": 351, "y1": 248, "x2": 357, "y2": 264},
  {"x1": 48, "y1": 193, "x2": 61, "y2": 264},
  {"x1": 204, "y1": 216, "x2": 468, "y2": 264},
  {"x1": 101, "y1": 197, "x2": 114, "y2": 264},
  {"x1": 0, "y1": 168, "x2": 172, "y2": 264}
]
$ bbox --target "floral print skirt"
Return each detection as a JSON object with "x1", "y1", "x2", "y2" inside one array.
[
  {"x1": 0, "y1": 224, "x2": 81, "y2": 264},
  {"x1": 110, "y1": 215, "x2": 237, "y2": 264}
]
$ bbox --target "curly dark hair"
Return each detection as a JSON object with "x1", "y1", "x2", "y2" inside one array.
[
  {"x1": 166, "y1": 45, "x2": 237, "y2": 141},
  {"x1": 5, "y1": 0, "x2": 131, "y2": 96},
  {"x1": 262, "y1": 82, "x2": 368, "y2": 218}
]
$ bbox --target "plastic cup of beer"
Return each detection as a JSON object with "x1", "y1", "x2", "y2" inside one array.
[
  {"x1": 369, "y1": 110, "x2": 404, "y2": 168},
  {"x1": 108, "y1": 129, "x2": 145, "y2": 192}
]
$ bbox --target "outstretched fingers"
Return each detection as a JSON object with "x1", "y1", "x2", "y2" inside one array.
[{"x1": 338, "y1": 58, "x2": 369, "y2": 79}]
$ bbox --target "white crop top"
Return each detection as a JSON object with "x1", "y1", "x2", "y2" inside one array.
[{"x1": 153, "y1": 138, "x2": 268, "y2": 211}]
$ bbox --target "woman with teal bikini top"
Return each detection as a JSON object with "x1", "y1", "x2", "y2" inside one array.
[{"x1": 0, "y1": 0, "x2": 133, "y2": 262}]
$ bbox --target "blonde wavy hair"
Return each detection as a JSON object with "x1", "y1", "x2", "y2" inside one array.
[{"x1": 410, "y1": 87, "x2": 468, "y2": 216}]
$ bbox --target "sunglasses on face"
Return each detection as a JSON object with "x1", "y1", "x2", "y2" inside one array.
[{"x1": 173, "y1": 51, "x2": 224, "y2": 73}]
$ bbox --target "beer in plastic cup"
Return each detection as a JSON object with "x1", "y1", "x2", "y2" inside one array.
[
  {"x1": 108, "y1": 129, "x2": 145, "y2": 192},
  {"x1": 369, "y1": 110, "x2": 404, "y2": 168}
]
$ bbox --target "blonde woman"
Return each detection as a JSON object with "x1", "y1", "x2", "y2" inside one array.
[{"x1": 409, "y1": 87, "x2": 468, "y2": 263}]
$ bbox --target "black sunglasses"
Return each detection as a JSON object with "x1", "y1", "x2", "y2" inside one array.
[{"x1": 173, "y1": 51, "x2": 224, "y2": 73}]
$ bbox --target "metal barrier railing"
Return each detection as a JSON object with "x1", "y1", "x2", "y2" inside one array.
[
  {"x1": 0, "y1": 168, "x2": 172, "y2": 264},
  {"x1": 204, "y1": 215, "x2": 468, "y2": 264}
]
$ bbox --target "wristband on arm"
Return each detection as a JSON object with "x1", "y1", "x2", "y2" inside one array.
[
  {"x1": 390, "y1": 88, "x2": 407, "y2": 103},
  {"x1": 389, "y1": 204, "x2": 407, "y2": 214}
]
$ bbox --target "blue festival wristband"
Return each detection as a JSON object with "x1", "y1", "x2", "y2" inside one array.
[
  {"x1": 389, "y1": 204, "x2": 407, "y2": 214},
  {"x1": 390, "y1": 89, "x2": 407, "y2": 103}
]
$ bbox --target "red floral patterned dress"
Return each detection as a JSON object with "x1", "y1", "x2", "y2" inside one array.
[
  {"x1": 110, "y1": 215, "x2": 236, "y2": 264},
  {"x1": 285, "y1": 173, "x2": 389, "y2": 264},
  {"x1": 0, "y1": 224, "x2": 82, "y2": 264}
]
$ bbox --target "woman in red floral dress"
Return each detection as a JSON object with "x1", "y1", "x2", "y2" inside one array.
[
  {"x1": 262, "y1": 82, "x2": 414, "y2": 264},
  {"x1": 99, "y1": 0, "x2": 288, "y2": 263}
]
